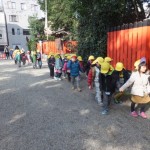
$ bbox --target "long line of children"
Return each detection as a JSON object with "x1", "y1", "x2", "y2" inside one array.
[{"x1": 47, "y1": 53, "x2": 150, "y2": 119}]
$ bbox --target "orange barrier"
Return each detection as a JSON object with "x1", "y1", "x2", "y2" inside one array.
[
  {"x1": 37, "y1": 40, "x2": 77, "y2": 55},
  {"x1": 107, "y1": 20, "x2": 150, "y2": 70}
]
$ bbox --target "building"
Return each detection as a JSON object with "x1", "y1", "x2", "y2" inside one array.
[
  {"x1": 1, "y1": 0, "x2": 44, "y2": 51},
  {"x1": 0, "y1": 1, "x2": 8, "y2": 51}
]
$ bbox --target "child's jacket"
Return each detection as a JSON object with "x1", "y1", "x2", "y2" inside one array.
[{"x1": 67, "y1": 60, "x2": 82, "y2": 77}]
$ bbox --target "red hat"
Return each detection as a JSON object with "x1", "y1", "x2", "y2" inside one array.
[{"x1": 72, "y1": 56, "x2": 77, "y2": 59}]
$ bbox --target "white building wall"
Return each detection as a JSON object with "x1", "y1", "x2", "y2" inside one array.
[
  {"x1": 2, "y1": 0, "x2": 44, "y2": 50},
  {"x1": 0, "y1": 12, "x2": 8, "y2": 46}
]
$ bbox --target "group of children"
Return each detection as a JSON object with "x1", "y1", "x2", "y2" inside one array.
[
  {"x1": 47, "y1": 53, "x2": 150, "y2": 118},
  {"x1": 47, "y1": 53, "x2": 83, "y2": 91}
]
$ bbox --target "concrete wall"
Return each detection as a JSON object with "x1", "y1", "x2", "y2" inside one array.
[
  {"x1": 0, "y1": 12, "x2": 8, "y2": 51},
  {"x1": 3, "y1": 0, "x2": 44, "y2": 50}
]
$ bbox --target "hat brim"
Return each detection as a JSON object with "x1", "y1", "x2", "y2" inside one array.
[{"x1": 101, "y1": 69, "x2": 109, "y2": 74}]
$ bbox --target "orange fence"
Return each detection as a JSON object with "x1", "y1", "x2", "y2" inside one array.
[
  {"x1": 107, "y1": 20, "x2": 150, "y2": 70},
  {"x1": 37, "y1": 40, "x2": 77, "y2": 55},
  {"x1": 0, "y1": 53, "x2": 6, "y2": 59}
]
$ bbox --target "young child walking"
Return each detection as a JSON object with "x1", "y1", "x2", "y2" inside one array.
[
  {"x1": 67, "y1": 55, "x2": 83, "y2": 92},
  {"x1": 88, "y1": 57, "x2": 103, "y2": 105},
  {"x1": 120, "y1": 57, "x2": 150, "y2": 119},
  {"x1": 54, "y1": 54, "x2": 63, "y2": 81},
  {"x1": 112, "y1": 62, "x2": 130, "y2": 104},
  {"x1": 66, "y1": 55, "x2": 71, "y2": 82},
  {"x1": 48, "y1": 54, "x2": 55, "y2": 78},
  {"x1": 85, "y1": 55, "x2": 95, "y2": 76},
  {"x1": 99, "y1": 62, "x2": 117, "y2": 115}
]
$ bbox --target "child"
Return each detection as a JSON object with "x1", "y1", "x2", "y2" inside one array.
[
  {"x1": 113, "y1": 62, "x2": 130, "y2": 104},
  {"x1": 120, "y1": 57, "x2": 150, "y2": 119},
  {"x1": 67, "y1": 55, "x2": 83, "y2": 92},
  {"x1": 85, "y1": 55, "x2": 95, "y2": 76},
  {"x1": 31, "y1": 51, "x2": 37, "y2": 69},
  {"x1": 77, "y1": 56, "x2": 84, "y2": 71},
  {"x1": 66, "y1": 55, "x2": 71, "y2": 82},
  {"x1": 104, "y1": 57, "x2": 114, "y2": 74},
  {"x1": 99, "y1": 62, "x2": 117, "y2": 115},
  {"x1": 48, "y1": 54, "x2": 55, "y2": 78},
  {"x1": 36, "y1": 50, "x2": 42, "y2": 69},
  {"x1": 88, "y1": 57, "x2": 103, "y2": 104},
  {"x1": 54, "y1": 54, "x2": 63, "y2": 81},
  {"x1": 62, "y1": 59, "x2": 68, "y2": 79}
]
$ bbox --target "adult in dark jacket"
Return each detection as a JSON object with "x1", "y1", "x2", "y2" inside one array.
[
  {"x1": 48, "y1": 54, "x2": 55, "y2": 78},
  {"x1": 67, "y1": 55, "x2": 83, "y2": 91},
  {"x1": 99, "y1": 62, "x2": 117, "y2": 115}
]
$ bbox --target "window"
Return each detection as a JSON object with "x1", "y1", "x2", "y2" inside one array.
[
  {"x1": 12, "y1": 2, "x2": 16, "y2": 9},
  {"x1": 0, "y1": 30, "x2": 2, "y2": 39},
  {"x1": 23, "y1": 29, "x2": 30, "y2": 35},
  {"x1": 17, "y1": 29, "x2": 20, "y2": 35},
  {"x1": 31, "y1": 4, "x2": 38, "y2": 11},
  {"x1": 21, "y1": 3, "x2": 26, "y2": 10},
  {"x1": 8, "y1": 1, "x2": 12, "y2": 9},
  {"x1": 9, "y1": 15, "x2": 18, "y2": 22},
  {"x1": 7, "y1": 1, "x2": 16, "y2": 9},
  {"x1": 12, "y1": 28, "x2": 15, "y2": 35}
]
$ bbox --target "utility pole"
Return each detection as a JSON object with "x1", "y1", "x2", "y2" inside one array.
[{"x1": 45, "y1": 0, "x2": 48, "y2": 40}]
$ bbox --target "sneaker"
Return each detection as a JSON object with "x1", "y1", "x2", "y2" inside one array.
[
  {"x1": 77, "y1": 88, "x2": 82, "y2": 92},
  {"x1": 97, "y1": 101, "x2": 103, "y2": 106},
  {"x1": 140, "y1": 112, "x2": 147, "y2": 119},
  {"x1": 131, "y1": 111, "x2": 138, "y2": 117},
  {"x1": 54, "y1": 77, "x2": 58, "y2": 80},
  {"x1": 101, "y1": 110, "x2": 108, "y2": 115},
  {"x1": 58, "y1": 78, "x2": 62, "y2": 81}
]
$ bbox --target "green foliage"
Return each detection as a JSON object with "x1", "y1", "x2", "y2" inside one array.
[
  {"x1": 28, "y1": 16, "x2": 46, "y2": 51},
  {"x1": 28, "y1": 16, "x2": 46, "y2": 41},
  {"x1": 38, "y1": 0, "x2": 78, "y2": 37},
  {"x1": 27, "y1": 39, "x2": 37, "y2": 52},
  {"x1": 38, "y1": 0, "x2": 147, "y2": 59}
]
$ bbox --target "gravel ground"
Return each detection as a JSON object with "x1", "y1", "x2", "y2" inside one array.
[{"x1": 0, "y1": 60, "x2": 150, "y2": 150}]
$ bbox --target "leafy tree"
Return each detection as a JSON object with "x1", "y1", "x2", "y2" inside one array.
[
  {"x1": 28, "y1": 16, "x2": 45, "y2": 51},
  {"x1": 37, "y1": 0, "x2": 147, "y2": 59}
]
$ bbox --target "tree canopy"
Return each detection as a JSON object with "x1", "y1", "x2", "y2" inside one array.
[{"x1": 37, "y1": 0, "x2": 149, "y2": 58}]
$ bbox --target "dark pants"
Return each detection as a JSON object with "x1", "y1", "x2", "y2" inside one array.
[
  {"x1": 67, "y1": 72, "x2": 71, "y2": 82},
  {"x1": 102, "y1": 91, "x2": 112, "y2": 111},
  {"x1": 131, "y1": 102, "x2": 146, "y2": 113},
  {"x1": 5, "y1": 52, "x2": 9, "y2": 59},
  {"x1": 55, "y1": 73, "x2": 62, "y2": 78},
  {"x1": 50, "y1": 67, "x2": 54, "y2": 77},
  {"x1": 71, "y1": 76, "x2": 80, "y2": 88}
]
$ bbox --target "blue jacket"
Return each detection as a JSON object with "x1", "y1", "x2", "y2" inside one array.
[{"x1": 67, "y1": 60, "x2": 82, "y2": 77}]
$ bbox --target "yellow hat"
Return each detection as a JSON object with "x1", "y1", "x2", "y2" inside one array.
[
  {"x1": 55, "y1": 54, "x2": 60, "y2": 58},
  {"x1": 77, "y1": 56, "x2": 83, "y2": 61},
  {"x1": 71, "y1": 54, "x2": 77, "y2": 57},
  {"x1": 48, "y1": 53, "x2": 54, "y2": 58},
  {"x1": 97, "y1": 57, "x2": 104, "y2": 64},
  {"x1": 67, "y1": 55, "x2": 71, "y2": 60},
  {"x1": 104, "y1": 57, "x2": 113, "y2": 62},
  {"x1": 92, "y1": 59, "x2": 101, "y2": 65},
  {"x1": 115, "y1": 62, "x2": 124, "y2": 71},
  {"x1": 101, "y1": 62, "x2": 110, "y2": 74},
  {"x1": 88, "y1": 55, "x2": 95, "y2": 61},
  {"x1": 65, "y1": 54, "x2": 68, "y2": 57},
  {"x1": 134, "y1": 59, "x2": 140, "y2": 70}
]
